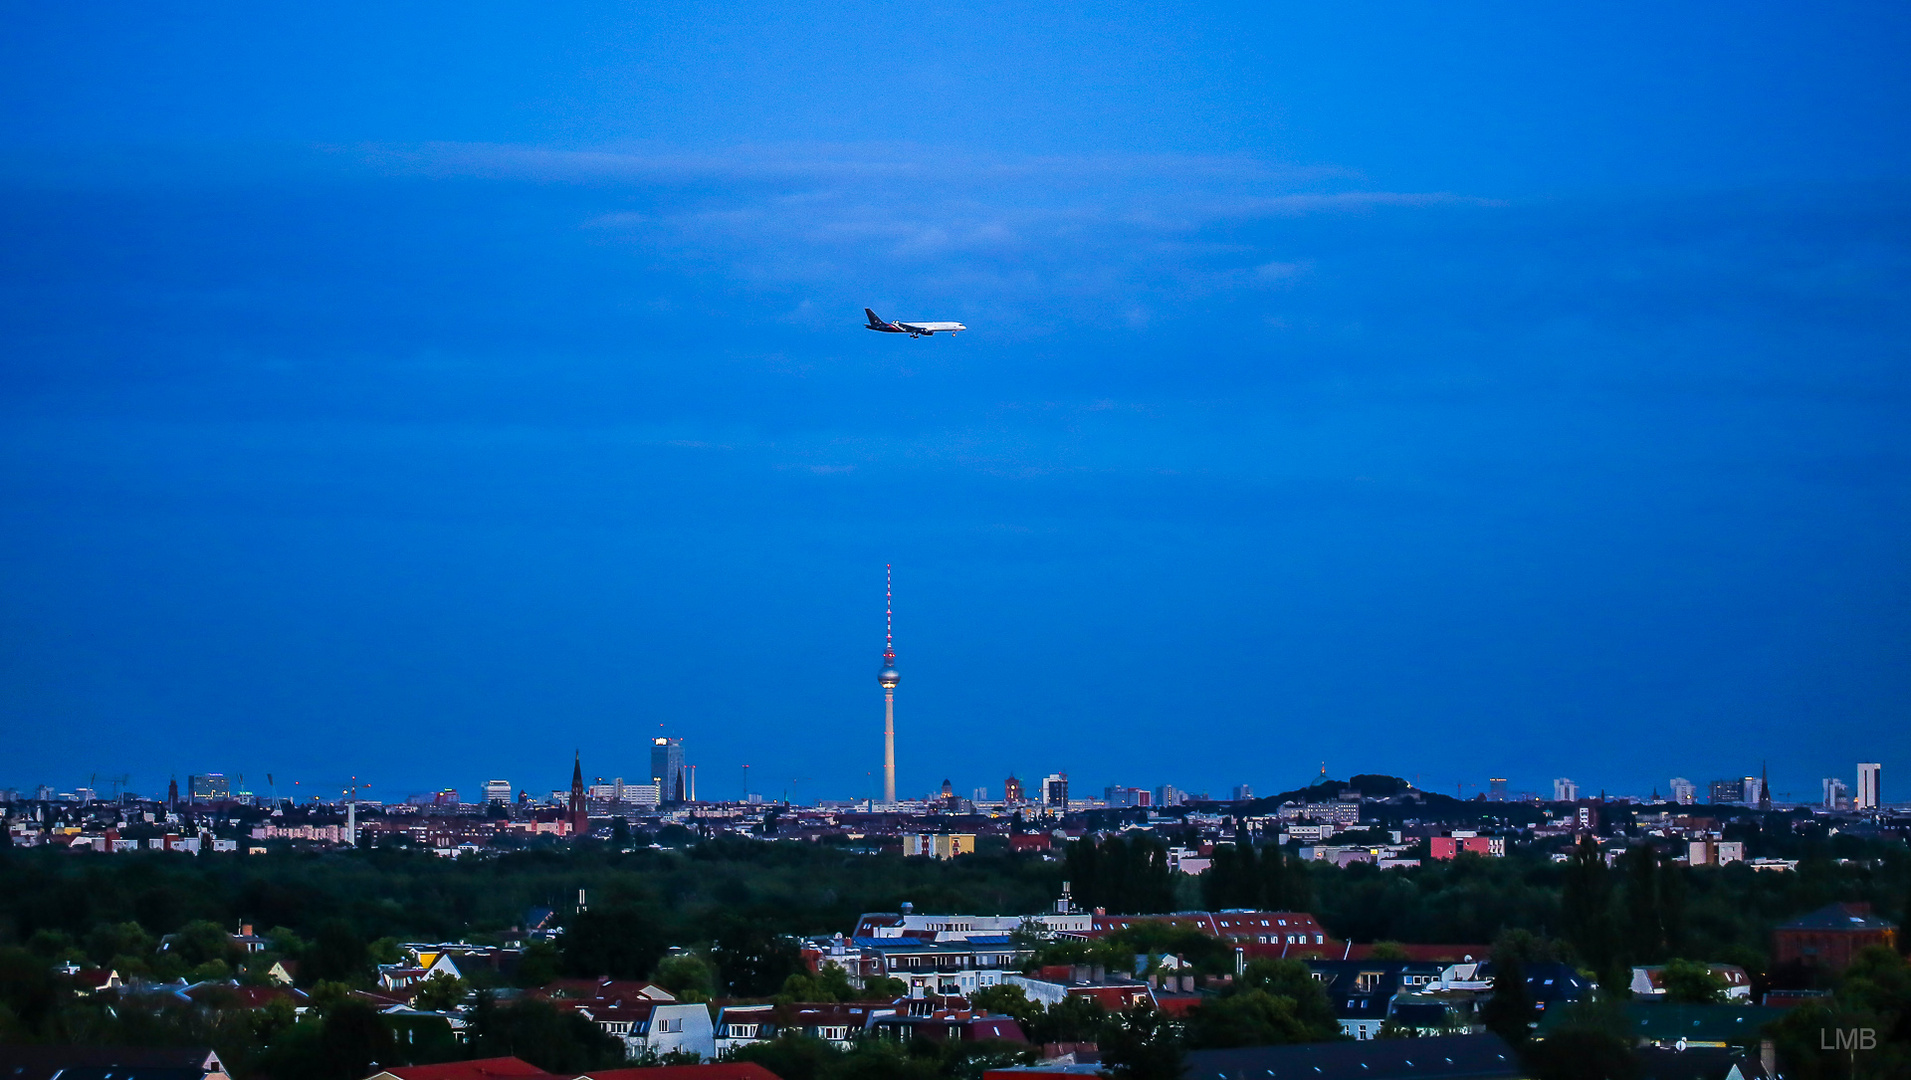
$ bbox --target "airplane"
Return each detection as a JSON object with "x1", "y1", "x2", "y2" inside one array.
[{"x1": 865, "y1": 308, "x2": 966, "y2": 337}]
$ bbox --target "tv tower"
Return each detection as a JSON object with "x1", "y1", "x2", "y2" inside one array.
[{"x1": 877, "y1": 565, "x2": 900, "y2": 805}]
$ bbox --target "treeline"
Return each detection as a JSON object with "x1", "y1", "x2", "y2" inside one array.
[
  {"x1": 1312, "y1": 834, "x2": 1908, "y2": 984},
  {"x1": 0, "y1": 836, "x2": 1065, "y2": 949}
]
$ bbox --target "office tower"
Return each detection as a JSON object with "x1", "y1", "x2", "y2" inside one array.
[
  {"x1": 188, "y1": 774, "x2": 230, "y2": 803},
  {"x1": 1043, "y1": 773, "x2": 1069, "y2": 808},
  {"x1": 483, "y1": 779, "x2": 512, "y2": 805},
  {"x1": 1742, "y1": 775, "x2": 1763, "y2": 807},
  {"x1": 1156, "y1": 784, "x2": 1181, "y2": 808},
  {"x1": 1708, "y1": 779, "x2": 1742, "y2": 804},
  {"x1": 877, "y1": 566, "x2": 901, "y2": 805},
  {"x1": 1856, "y1": 763, "x2": 1882, "y2": 810},
  {"x1": 1823, "y1": 777, "x2": 1848, "y2": 810},
  {"x1": 1669, "y1": 778, "x2": 1696, "y2": 805},
  {"x1": 1553, "y1": 778, "x2": 1578, "y2": 802},
  {"x1": 1488, "y1": 778, "x2": 1508, "y2": 802},
  {"x1": 1232, "y1": 784, "x2": 1255, "y2": 802},
  {"x1": 651, "y1": 738, "x2": 686, "y2": 803}
]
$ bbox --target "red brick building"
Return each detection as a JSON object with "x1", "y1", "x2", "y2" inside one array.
[{"x1": 1773, "y1": 902, "x2": 1898, "y2": 973}]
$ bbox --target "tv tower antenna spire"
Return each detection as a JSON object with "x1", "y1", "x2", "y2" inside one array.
[{"x1": 877, "y1": 564, "x2": 901, "y2": 805}]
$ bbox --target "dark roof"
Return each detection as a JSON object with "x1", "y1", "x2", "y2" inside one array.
[
  {"x1": 1634, "y1": 1046, "x2": 1770, "y2": 1080},
  {"x1": 37, "y1": 1070, "x2": 208, "y2": 1080},
  {"x1": 1538, "y1": 1003, "x2": 1787, "y2": 1046},
  {"x1": 0, "y1": 1047, "x2": 222, "y2": 1080},
  {"x1": 1775, "y1": 902, "x2": 1898, "y2": 932},
  {"x1": 1183, "y1": 1033, "x2": 1522, "y2": 1080}
]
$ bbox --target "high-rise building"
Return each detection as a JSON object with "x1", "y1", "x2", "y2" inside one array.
[
  {"x1": 1708, "y1": 778, "x2": 1742, "y2": 804},
  {"x1": 1669, "y1": 778, "x2": 1696, "y2": 805},
  {"x1": 877, "y1": 566, "x2": 901, "y2": 805},
  {"x1": 1232, "y1": 784, "x2": 1255, "y2": 803},
  {"x1": 188, "y1": 774, "x2": 230, "y2": 803},
  {"x1": 1856, "y1": 763, "x2": 1882, "y2": 810},
  {"x1": 651, "y1": 738, "x2": 686, "y2": 803},
  {"x1": 1156, "y1": 784, "x2": 1182, "y2": 808},
  {"x1": 1823, "y1": 777, "x2": 1849, "y2": 811},
  {"x1": 1042, "y1": 773, "x2": 1069, "y2": 809},
  {"x1": 1552, "y1": 778, "x2": 1578, "y2": 802},
  {"x1": 1742, "y1": 775, "x2": 1763, "y2": 807},
  {"x1": 1488, "y1": 778, "x2": 1509, "y2": 802},
  {"x1": 483, "y1": 779, "x2": 512, "y2": 805}
]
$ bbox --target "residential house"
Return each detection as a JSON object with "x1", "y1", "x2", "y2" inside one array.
[
  {"x1": 1629, "y1": 964, "x2": 1753, "y2": 1001},
  {"x1": 1305, "y1": 960, "x2": 1450, "y2": 1039},
  {"x1": 868, "y1": 1007, "x2": 1026, "y2": 1045},
  {"x1": 535, "y1": 979, "x2": 712, "y2": 1061},
  {"x1": 714, "y1": 1001, "x2": 897, "y2": 1055}
]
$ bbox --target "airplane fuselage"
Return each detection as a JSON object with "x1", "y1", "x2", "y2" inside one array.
[{"x1": 865, "y1": 308, "x2": 965, "y2": 337}]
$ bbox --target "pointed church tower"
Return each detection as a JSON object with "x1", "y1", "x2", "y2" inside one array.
[{"x1": 569, "y1": 751, "x2": 588, "y2": 837}]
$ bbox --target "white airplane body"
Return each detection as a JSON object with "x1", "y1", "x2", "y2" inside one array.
[{"x1": 865, "y1": 308, "x2": 965, "y2": 337}]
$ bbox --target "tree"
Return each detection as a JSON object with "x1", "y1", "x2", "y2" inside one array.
[
  {"x1": 1183, "y1": 990, "x2": 1315, "y2": 1049},
  {"x1": 1560, "y1": 836, "x2": 1620, "y2": 985},
  {"x1": 1236, "y1": 959, "x2": 1340, "y2": 1039},
  {"x1": 654, "y1": 953, "x2": 717, "y2": 1002},
  {"x1": 1025, "y1": 994, "x2": 1108, "y2": 1044},
  {"x1": 1480, "y1": 952, "x2": 1534, "y2": 1046},
  {"x1": 1066, "y1": 836, "x2": 1176, "y2": 915},
  {"x1": 314, "y1": 999, "x2": 395, "y2": 1080},
  {"x1": 169, "y1": 920, "x2": 241, "y2": 969},
  {"x1": 304, "y1": 920, "x2": 369, "y2": 985},
  {"x1": 969, "y1": 985, "x2": 1039, "y2": 1030},
  {"x1": 1369, "y1": 941, "x2": 1409, "y2": 961},
  {"x1": 412, "y1": 972, "x2": 469, "y2": 1012},
  {"x1": 710, "y1": 917, "x2": 801, "y2": 996},
  {"x1": 1620, "y1": 845, "x2": 1664, "y2": 964},
  {"x1": 85, "y1": 921, "x2": 156, "y2": 966},
  {"x1": 862, "y1": 975, "x2": 906, "y2": 999},
  {"x1": 1101, "y1": 1003, "x2": 1185, "y2": 1080},
  {"x1": 1657, "y1": 960, "x2": 1726, "y2": 1004},
  {"x1": 467, "y1": 997, "x2": 623, "y2": 1072},
  {"x1": 775, "y1": 963, "x2": 855, "y2": 1004},
  {"x1": 560, "y1": 907, "x2": 665, "y2": 980},
  {"x1": 729, "y1": 1033, "x2": 838, "y2": 1080},
  {"x1": 514, "y1": 940, "x2": 559, "y2": 988}
]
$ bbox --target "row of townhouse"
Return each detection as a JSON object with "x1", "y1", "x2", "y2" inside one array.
[
  {"x1": 1306, "y1": 959, "x2": 1598, "y2": 1040},
  {"x1": 716, "y1": 999, "x2": 1025, "y2": 1056},
  {"x1": 807, "y1": 907, "x2": 1337, "y2": 999},
  {"x1": 532, "y1": 978, "x2": 713, "y2": 1060}
]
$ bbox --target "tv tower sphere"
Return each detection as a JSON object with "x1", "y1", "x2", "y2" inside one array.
[{"x1": 878, "y1": 663, "x2": 900, "y2": 688}]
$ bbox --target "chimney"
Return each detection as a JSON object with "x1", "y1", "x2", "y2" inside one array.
[{"x1": 241, "y1": 924, "x2": 253, "y2": 937}]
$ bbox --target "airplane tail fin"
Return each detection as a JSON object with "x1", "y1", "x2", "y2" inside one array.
[{"x1": 864, "y1": 308, "x2": 886, "y2": 327}]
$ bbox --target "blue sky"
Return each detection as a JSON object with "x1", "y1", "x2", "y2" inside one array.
[{"x1": 2, "y1": 3, "x2": 1908, "y2": 804}]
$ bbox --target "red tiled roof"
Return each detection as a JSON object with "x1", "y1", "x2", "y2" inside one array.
[{"x1": 375, "y1": 1057, "x2": 558, "y2": 1080}]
